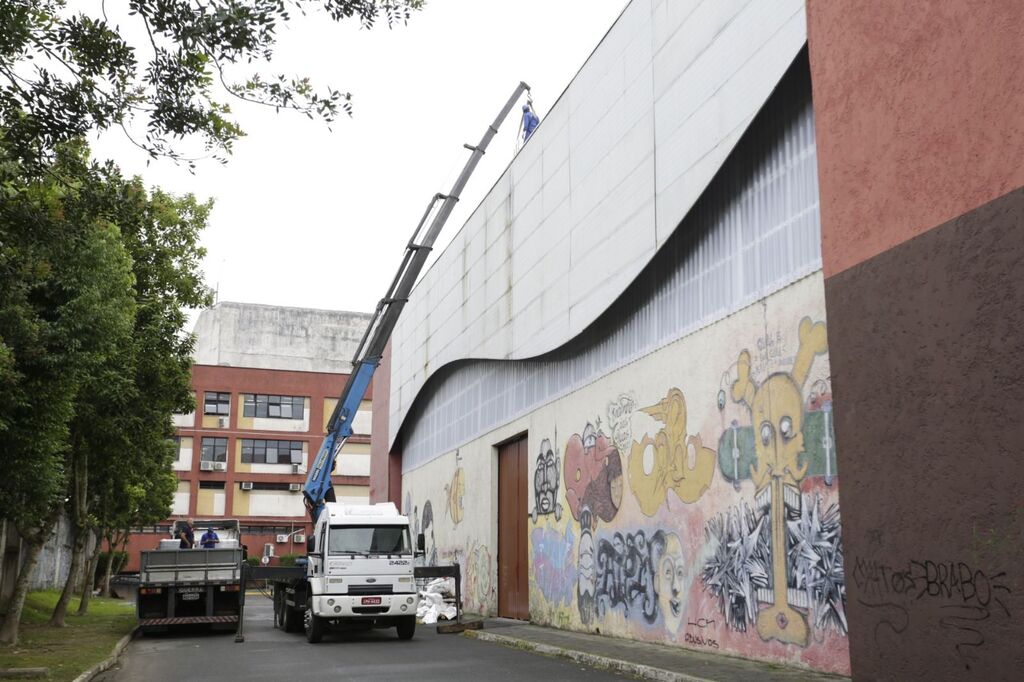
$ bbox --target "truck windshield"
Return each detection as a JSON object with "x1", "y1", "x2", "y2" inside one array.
[{"x1": 328, "y1": 526, "x2": 411, "y2": 555}]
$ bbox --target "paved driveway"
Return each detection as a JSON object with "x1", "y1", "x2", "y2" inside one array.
[{"x1": 98, "y1": 595, "x2": 629, "y2": 681}]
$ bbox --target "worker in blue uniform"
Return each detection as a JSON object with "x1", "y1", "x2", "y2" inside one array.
[
  {"x1": 522, "y1": 103, "x2": 540, "y2": 141},
  {"x1": 200, "y1": 527, "x2": 220, "y2": 549}
]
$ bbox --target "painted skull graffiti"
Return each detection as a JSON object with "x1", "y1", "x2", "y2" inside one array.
[
  {"x1": 532, "y1": 438, "x2": 563, "y2": 522},
  {"x1": 564, "y1": 423, "x2": 623, "y2": 524}
]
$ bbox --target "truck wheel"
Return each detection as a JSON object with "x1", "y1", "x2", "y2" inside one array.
[
  {"x1": 304, "y1": 597, "x2": 324, "y2": 643},
  {"x1": 282, "y1": 603, "x2": 301, "y2": 633},
  {"x1": 396, "y1": 616, "x2": 416, "y2": 640}
]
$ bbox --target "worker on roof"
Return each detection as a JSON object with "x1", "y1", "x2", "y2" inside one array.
[
  {"x1": 522, "y1": 103, "x2": 540, "y2": 142},
  {"x1": 200, "y1": 526, "x2": 220, "y2": 549}
]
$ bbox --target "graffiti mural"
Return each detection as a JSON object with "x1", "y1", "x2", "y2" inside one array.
[
  {"x1": 629, "y1": 388, "x2": 716, "y2": 515},
  {"x1": 701, "y1": 317, "x2": 842, "y2": 647},
  {"x1": 444, "y1": 451, "x2": 466, "y2": 527},
  {"x1": 607, "y1": 393, "x2": 637, "y2": 453},
  {"x1": 564, "y1": 422, "x2": 623, "y2": 524},
  {"x1": 573, "y1": 526, "x2": 687, "y2": 632},
  {"x1": 532, "y1": 523, "x2": 576, "y2": 605},
  {"x1": 420, "y1": 500, "x2": 438, "y2": 566},
  {"x1": 701, "y1": 492, "x2": 846, "y2": 637},
  {"x1": 411, "y1": 291, "x2": 849, "y2": 675},
  {"x1": 531, "y1": 437, "x2": 563, "y2": 522},
  {"x1": 577, "y1": 508, "x2": 597, "y2": 625}
]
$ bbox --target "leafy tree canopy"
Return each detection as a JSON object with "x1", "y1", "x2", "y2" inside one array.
[{"x1": 0, "y1": 0, "x2": 423, "y2": 168}]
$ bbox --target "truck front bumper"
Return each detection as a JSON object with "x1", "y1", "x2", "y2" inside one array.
[{"x1": 313, "y1": 594, "x2": 418, "y2": 618}]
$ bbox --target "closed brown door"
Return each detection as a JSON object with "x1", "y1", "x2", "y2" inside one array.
[{"x1": 497, "y1": 435, "x2": 529, "y2": 620}]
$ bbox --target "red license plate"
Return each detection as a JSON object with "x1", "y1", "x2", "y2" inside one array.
[{"x1": 361, "y1": 597, "x2": 382, "y2": 605}]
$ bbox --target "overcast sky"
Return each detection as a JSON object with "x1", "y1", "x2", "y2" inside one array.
[{"x1": 92, "y1": 1, "x2": 628, "y2": 326}]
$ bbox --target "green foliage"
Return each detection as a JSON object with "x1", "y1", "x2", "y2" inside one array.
[
  {"x1": 245, "y1": 556, "x2": 260, "y2": 567},
  {"x1": 279, "y1": 553, "x2": 300, "y2": 567},
  {"x1": 0, "y1": 139, "x2": 134, "y2": 534},
  {"x1": 0, "y1": 0, "x2": 424, "y2": 167}
]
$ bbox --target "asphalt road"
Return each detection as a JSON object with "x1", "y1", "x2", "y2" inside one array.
[{"x1": 97, "y1": 595, "x2": 629, "y2": 681}]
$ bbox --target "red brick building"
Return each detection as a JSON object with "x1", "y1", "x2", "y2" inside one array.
[{"x1": 124, "y1": 303, "x2": 373, "y2": 570}]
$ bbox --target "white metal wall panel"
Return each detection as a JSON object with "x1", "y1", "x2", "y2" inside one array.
[
  {"x1": 390, "y1": 0, "x2": 808, "y2": 448},
  {"x1": 401, "y1": 65, "x2": 819, "y2": 472}
]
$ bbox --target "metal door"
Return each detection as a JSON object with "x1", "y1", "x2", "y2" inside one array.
[{"x1": 497, "y1": 435, "x2": 529, "y2": 620}]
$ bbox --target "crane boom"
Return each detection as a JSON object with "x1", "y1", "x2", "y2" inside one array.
[{"x1": 303, "y1": 81, "x2": 532, "y2": 523}]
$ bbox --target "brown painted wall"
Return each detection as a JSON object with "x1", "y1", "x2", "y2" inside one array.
[
  {"x1": 825, "y1": 189, "x2": 1024, "y2": 680},
  {"x1": 809, "y1": 3, "x2": 1024, "y2": 678},
  {"x1": 808, "y1": 0, "x2": 1024, "y2": 277}
]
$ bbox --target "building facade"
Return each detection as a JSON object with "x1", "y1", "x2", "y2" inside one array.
[
  {"x1": 124, "y1": 303, "x2": 374, "y2": 571},
  {"x1": 369, "y1": 0, "x2": 1022, "y2": 679}
]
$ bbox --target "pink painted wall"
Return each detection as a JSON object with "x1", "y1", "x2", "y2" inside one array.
[{"x1": 808, "y1": 0, "x2": 1024, "y2": 276}]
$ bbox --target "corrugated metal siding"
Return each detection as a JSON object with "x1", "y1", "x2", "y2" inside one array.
[{"x1": 401, "y1": 62, "x2": 821, "y2": 473}]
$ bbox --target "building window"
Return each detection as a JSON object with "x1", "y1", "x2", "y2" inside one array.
[
  {"x1": 200, "y1": 437, "x2": 228, "y2": 462},
  {"x1": 199, "y1": 481, "x2": 225, "y2": 490},
  {"x1": 242, "y1": 394, "x2": 305, "y2": 420},
  {"x1": 204, "y1": 392, "x2": 230, "y2": 415},
  {"x1": 172, "y1": 436, "x2": 181, "y2": 461},
  {"x1": 240, "y1": 439, "x2": 303, "y2": 465}
]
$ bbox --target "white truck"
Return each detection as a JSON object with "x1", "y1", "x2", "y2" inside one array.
[{"x1": 270, "y1": 502, "x2": 423, "y2": 643}]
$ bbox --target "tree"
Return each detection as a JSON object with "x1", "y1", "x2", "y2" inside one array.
[
  {"x1": 47, "y1": 163, "x2": 211, "y2": 621},
  {"x1": 0, "y1": 0, "x2": 423, "y2": 168},
  {"x1": 0, "y1": 139, "x2": 135, "y2": 643}
]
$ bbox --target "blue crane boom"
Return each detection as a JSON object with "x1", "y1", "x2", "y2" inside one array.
[{"x1": 303, "y1": 82, "x2": 533, "y2": 523}]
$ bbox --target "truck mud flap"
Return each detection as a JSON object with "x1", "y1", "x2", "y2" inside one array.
[{"x1": 139, "y1": 615, "x2": 240, "y2": 626}]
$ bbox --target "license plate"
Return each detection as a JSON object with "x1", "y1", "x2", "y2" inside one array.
[
  {"x1": 361, "y1": 597, "x2": 382, "y2": 605},
  {"x1": 180, "y1": 592, "x2": 201, "y2": 601}
]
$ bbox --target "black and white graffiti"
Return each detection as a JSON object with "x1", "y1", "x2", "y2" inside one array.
[
  {"x1": 574, "y1": 524, "x2": 686, "y2": 630},
  {"x1": 577, "y1": 507, "x2": 596, "y2": 626},
  {"x1": 700, "y1": 493, "x2": 846, "y2": 636},
  {"x1": 532, "y1": 437, "x2": 563, "y2": 522},
  {"x1": 701, "y1": 501, "x2": 771, "y2": 632}
]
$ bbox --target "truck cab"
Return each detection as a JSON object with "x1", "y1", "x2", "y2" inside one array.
[{"x1": 275, "y1": 502, "x2": 421, "y2": 642}]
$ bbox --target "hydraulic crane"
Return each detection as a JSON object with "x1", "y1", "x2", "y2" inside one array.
[{"x1": 303, "y1": 81, "x2": 532, "y2": 524}]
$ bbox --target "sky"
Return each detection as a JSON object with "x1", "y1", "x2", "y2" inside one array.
[{"x1": 92, "y1": 0, "x2": 629, "y2": 327}]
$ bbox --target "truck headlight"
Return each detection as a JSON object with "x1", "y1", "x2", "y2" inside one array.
[
  {"x1": 334, "y1": 606, "x2": 341, "y2": 613},
  {"x1": 406, "y1": 597, "x2": 414, "y2": 605},
  {"x1": 327, "y1": 599, "x2": 335, "y2": 606}
]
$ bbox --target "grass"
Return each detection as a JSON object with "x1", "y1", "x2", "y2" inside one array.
[{"x1": 0, "y1": 590, "x2": 135, "y2": 681}]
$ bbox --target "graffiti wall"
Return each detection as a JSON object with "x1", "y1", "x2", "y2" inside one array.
[{"x1": 402, "y1": 274, "x2": 849, "y2": 674}]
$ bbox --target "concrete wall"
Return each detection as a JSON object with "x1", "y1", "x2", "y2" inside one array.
[
  {"x1": 389, "y1": 0, "x2": 810, "y2": 447},
  {"x1": 808, "y1": 1, "x2": 1024, "y2": 679},
  {"x1": 404, "y1": 274, "x2": 850, "y2": 675},
  {"x1": 193, "y1": 302, "x2": 372, "y2": 374},
  {"x1": 1, "y1": 515, "x2": 80, "y2": 604}
]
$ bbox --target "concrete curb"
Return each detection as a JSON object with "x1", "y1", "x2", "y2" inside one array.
[
  {"x1": 463, "y1": 629, "x2": 715, "y2": 682},
  {"x1": 71, "y1": 626, "x2": 138, "y2": 682}
]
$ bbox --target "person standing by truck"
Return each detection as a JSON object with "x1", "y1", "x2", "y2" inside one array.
[
  {"x1": 178, "y1": 518, "x2": 195, "y2": 549},
  {"x1": 200, "y1": 527, "x2": 220, "y2": 549}
]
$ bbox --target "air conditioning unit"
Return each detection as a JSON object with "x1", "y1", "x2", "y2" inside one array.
[
  {"x1": 276, "y1": 534, "x2": 289, "y2": 543},
  {"x1": 213, "y1": 462, "x2": 226, "y2": 472},
  {"x1": 288, "y1": 483, "x2": 301, "y2": 492},
  {"x1": 199, "y1": 461, "x2": 215, "y2": 471},
  {"x1": 291, "y1": 463, "x2": 300, "y2": 475},
  {"x1": 240, "y1": 481, "x2": 253, "y2": 490},
  {"x1": 293, "y1": 534, "x2": 306, "y2": 543},
  {"x1": 217, "y1": 417, "x2": 228, "y2": 428}
]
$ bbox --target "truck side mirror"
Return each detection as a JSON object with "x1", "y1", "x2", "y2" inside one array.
[
  {"x1": 416, "y1": 533, "x2": 425, "y2": 552},
  {"x1": 307, "y1": 536, "x2": 316, "y2": 554}
]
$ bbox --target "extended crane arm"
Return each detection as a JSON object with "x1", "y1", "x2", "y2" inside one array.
[{"x1": 303, "y1": 81, "x2": 532, "y2": 523}]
